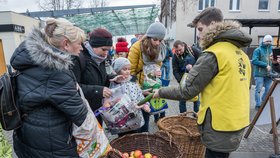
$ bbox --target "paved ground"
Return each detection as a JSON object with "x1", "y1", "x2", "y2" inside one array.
[{"x1": 3, "y1": 78, "x2": 280, "y2": 158}]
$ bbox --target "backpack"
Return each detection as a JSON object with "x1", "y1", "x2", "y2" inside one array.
[{"x1": 0, "y1": 71, "x2": 22, "y2": 130}]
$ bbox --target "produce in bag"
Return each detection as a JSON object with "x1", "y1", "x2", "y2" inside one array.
[
  {"x1": 73, "y1": 86, "x2": 111, "y2": 158},
  {"x1": 100, "y1": 85, "x2": 144, "y2": 134},
  {"x1": 142, "y1": 64, "x2": 168, "y2": 114}
]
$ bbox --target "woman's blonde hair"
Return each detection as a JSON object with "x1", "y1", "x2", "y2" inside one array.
[
  {"x1": 140, "y1": 36, "x2": 160, "y2": 61},
  {"x1": 44, "y1": 18, "x2": 86, "y2": 48}
]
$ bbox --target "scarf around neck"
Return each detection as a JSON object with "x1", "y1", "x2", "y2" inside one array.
[
  {"x1": 141, "y1": 42, "x2": 166, "y2": 65},
  {"x1": 84, "y1": 41, "x2": 107, "y2": 65}
]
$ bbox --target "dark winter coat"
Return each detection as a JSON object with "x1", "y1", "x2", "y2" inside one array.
[
  {"x1": 72, "y1": 44, "x2": 114, "y2": 113},
  {"x1": 10, "y1": 29, "x2": 88, "y2": 158},
  {"x1": 172, "y1": 45, "x2": 201, "y2": 83}
]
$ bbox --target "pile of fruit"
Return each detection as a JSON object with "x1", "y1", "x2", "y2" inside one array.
[{"x1": 122, "y1": 150, "x2": 157, "y2": 158}]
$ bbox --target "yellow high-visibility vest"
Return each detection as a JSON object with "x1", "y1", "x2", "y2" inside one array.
[{"x1": 198, "y1": 42, "x2": 251, "y2": 131}]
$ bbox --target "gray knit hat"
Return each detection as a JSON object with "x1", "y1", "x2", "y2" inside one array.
[
  {"x1": 146, "y1": 22, "x2": 166, "y2": 40},
  {"x1": 112, "y1": 57, "x2": 131, "y2": 73}
]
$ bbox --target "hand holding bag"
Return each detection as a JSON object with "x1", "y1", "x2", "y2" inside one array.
[{"x1": 72, "y1": 86, "x2": 111, "y2": 158}]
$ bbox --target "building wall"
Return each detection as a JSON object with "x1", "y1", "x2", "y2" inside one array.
[
  {"x1": 172, "y1": 0, "x2": 280, "y2": 47},
  {"x1": 0, "y1": 11, "x2": 40, "y2": 64}
]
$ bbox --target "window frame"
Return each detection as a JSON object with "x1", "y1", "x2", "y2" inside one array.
[
  {"x1": 229, "y1": 0, "x2": 241, "y2": 11},
  {"x1": 198, "y1": 0, "x2": 216, "y2": 11},
  {"x1": 258, "y1": 0, "x2": 270, "y2": 11}
]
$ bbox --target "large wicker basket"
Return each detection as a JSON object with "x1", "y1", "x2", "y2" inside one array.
[
  {"x1": 106, "y1": 132, "x2": 181, "y2": 158},
  {"x1": 157, "y1": 112, "x2": 205, "y2": 158}
]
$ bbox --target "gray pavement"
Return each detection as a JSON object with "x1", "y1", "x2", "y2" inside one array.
[{"x1": 3, "y1": 78, "x2": 279, "y2": 158}]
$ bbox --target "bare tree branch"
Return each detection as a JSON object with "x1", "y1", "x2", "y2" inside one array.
[
  {"x1": 37, "y1": 0, "x2": 83, "y2": 11},
  {"x1": 88, "y1": 0, "x2": 109, "y2": 8}
]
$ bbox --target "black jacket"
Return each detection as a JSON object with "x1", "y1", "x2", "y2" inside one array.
[
  {"x1": 10, "y1": 29, "x2": 87, "y2": 158},
  {"x1": 172, "y1": 45, "x2": 201, "y2": 82},
  {"x1": 72, "y1": 45, "x2": 114, "y2": 113}
]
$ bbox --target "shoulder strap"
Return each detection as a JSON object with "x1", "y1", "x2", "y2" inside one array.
[{"x1": 79, "y1": 52, "x2": 86, "y2": 73}]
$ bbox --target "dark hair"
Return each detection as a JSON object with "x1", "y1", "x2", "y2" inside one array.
[
  {"x1": 117, "y1": 37, "x2": 126, "y2": 42},
  {"x1": 192, "y1": 7, "x2": 223, "y2": 27},
  {"x1": 173, "y1": 40, "x2": 185, "y2": 48}
]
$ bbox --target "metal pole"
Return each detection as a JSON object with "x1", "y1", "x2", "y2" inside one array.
[{"x1": 277, "y1": 26, "x2": 280, "y2": 47}]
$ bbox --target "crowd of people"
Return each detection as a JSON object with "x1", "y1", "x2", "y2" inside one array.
[{"x1": 1, "y1": 6, "x2": 280, "y2": 158}]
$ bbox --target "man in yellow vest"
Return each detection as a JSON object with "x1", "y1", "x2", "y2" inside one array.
[{"x1": 153, "y1": 7, "x2": 252, "y2": 158}]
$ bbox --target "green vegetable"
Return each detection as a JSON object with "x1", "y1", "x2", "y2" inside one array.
[{"x1": 138, "y1": 93, "x2": 154, "y2": 105}]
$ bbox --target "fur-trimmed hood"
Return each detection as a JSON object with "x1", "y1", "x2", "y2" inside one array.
[
  {"x1": 10, "y1": 28, "x2": 73, "y2": 71},
  {"x1": 199, "y1": 20, "x2": 252, "y2": 50}
]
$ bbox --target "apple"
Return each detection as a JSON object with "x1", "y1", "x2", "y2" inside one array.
[
  {"x1": 134, "y1": 150, "x2": 143, "y2": 158},
  {"x1": 152, "y1": 156, "x2": 158, "y2": 158},
  {"x1": 144, "y1": 153, "x2": 152, "y2": 158},
  {"x1": 122, "y1": 152, "x2": 129, "y2": 158},
  {"x1": 130, "y1": 151, "x2": 135, "y2": 157},
  {"x1": 139, "y1": 155, "x2": 145, "y2": 158}
]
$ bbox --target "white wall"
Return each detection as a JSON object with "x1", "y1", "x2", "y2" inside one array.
[
  {"x1": 0, "y1": 11, "x2": 40, "y2": 64},
  {"x1": 173, "y1": 0, "x2": 280, "y2": 47}
]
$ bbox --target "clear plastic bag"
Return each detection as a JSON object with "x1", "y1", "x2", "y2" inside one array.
[
  {"x1": 142, "y1": 64, "x2": 168, "y2": 114},
  {"x1": 100, "y1": 85, "x2": 144, "y2": 134}
]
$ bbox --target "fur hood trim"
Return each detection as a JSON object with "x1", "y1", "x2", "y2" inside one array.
[
  {"x1": 200, "y1": 20, "x2": 251, "y2": 49},
  {"x1": 24, "y1": 28, "x2": 73, "y2": 71}
]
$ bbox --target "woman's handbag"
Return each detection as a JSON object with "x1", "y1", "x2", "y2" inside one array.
[{"x1": 72, "y1": 86, "x2": 111, "y2": 158}]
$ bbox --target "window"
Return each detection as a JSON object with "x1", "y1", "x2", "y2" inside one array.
[
  {"x1": 198, "y1": 0, "x2": 215, "y2": 11},
  {"x1": 230, "y1": 0, "x2": 240, "y2": 11},
  {"x1": 258, "y1": 0, "x2": 269, "y2": 10}
]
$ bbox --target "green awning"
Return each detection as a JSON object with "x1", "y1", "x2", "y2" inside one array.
[{"x1": 65, "y1": 6, "x2": 159, "y2": 36}]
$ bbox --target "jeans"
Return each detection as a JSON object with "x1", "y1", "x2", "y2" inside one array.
[
  {"x1": 179, "y1": 100, "x2": 200, "y2": 113},
  {"x1": 140, "y1": 109, "x2": 150, "y2": 132},
  {"x1": 154, "y1": 112, "x2": 165, "y2": 122},
  {"x1": 161, "y1": 62, "x2": 170, "y2": 80},
  {"x1": 254, "y1": 76, "x2": 272, "y2": 107},
  {"x1": 205, "y1": 148, "x2": 229, "y2": 158}
]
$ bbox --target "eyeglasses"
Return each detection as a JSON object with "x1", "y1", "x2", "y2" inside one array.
[{"x1": 151, "y1": 37, "x2": 163, "y2": 42}]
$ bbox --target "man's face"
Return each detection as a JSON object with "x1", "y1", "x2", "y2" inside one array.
[
  {"x1": 196, "y1": 21, "x2": 208, "y2": 41},
  {"x1": 263, "y1": 40, "x2": 272, "y2": 46},
  {"x1": 175, "y1": 44, "x2": 184, "y2": 55}
]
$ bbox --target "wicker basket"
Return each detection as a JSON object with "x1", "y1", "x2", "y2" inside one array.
[
  {"x1": 157, "y1": 112, "x2": 205, "y2": 158},
  {"x1": 106, "y1": 132, "x2": 181, "y2": 158}
]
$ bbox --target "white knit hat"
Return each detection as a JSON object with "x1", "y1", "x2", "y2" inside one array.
[{"x1": 263, "y1": 35, "x2": 273, "y2": 42}]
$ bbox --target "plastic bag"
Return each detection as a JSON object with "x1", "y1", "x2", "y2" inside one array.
[
  {"x1": 73, "y1": 86, "x2": 111, "y2": 158},
  {"x1": 180, "y1": 73, "x2": 199, "y2": 102},
  {"x1": 100, "y1": 85, "x2": 144, "y2": 134},
  {"x1": 0, "y1": 126, "x2": 12, "y2": 158},
  {"x1": 142, "y1": 64, "x2": 169, "y2": 114}
]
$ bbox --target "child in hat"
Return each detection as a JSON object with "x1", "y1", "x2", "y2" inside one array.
[{"x1": 115, "y1": 37, "x2": 129, "y2": 58}]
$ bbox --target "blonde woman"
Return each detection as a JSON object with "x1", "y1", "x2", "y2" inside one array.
[{"x1": 10, "y1": 18, "x2": 88, "y2": 158}]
